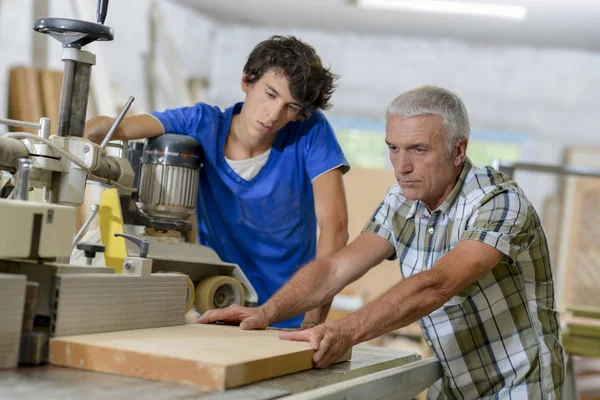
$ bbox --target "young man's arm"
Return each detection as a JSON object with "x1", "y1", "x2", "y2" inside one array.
[
  {"x1": 301, "y1": 168, "x2": 349, "y2": 328},
  {"x1": 197, "y1": 232, "x2": 396, "y2": 329},
  {"x1": 84, "y1": 114, "x2": 164, "y2": 144}
]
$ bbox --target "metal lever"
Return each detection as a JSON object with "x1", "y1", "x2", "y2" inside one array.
[
  {"x1": 13, "y1": 158, "x2": 32, "y2": 201},
  {"x1": 100, "y1": 96, "x2": 135, "y2": 149},
  {"x1": 114, "y1": 232, "x2": 149, "y2": 258},
  {"x1": 97, "y1": 0, "x2": 109, "y2": 24}
]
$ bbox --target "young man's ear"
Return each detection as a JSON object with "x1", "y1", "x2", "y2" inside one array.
[{"x1": 241, "y1": 74, "x2": 254, "y2": 94}]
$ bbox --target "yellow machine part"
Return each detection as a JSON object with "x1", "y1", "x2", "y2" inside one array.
[
  {"x1": 195, "y1": 276, "x2": 245, "y2": 314},
  {"x1": 98, "y1": 188, "x2": 127, "y2": 273}
]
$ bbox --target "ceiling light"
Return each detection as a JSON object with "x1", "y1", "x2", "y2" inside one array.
[{"x1": 355, "y1": 0, "x2": 527, "y2": 21}]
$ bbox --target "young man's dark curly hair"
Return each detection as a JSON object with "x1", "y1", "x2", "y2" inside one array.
[{"x1": 242, "y1": 35, "x2": 337, "y2": 119}]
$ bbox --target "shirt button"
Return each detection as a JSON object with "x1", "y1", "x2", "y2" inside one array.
[
  {"x1": 236, "y1": 177, "x2": 241, "y2": 182},
  {"x1": 227, "y1": 169, "x2": 232, "y2": 173},
  {"x1": 428, "y1": 227, "x2": 434, "y2": 234},
  {"x1": 426, "y1": 339, "x2": 433, "y2": 346}
]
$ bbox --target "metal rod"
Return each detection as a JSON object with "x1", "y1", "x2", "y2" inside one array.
[
  {"x1": 13, "y1": 158, "x2": 33, "y2": 201},
  {"x1": 72, "y1": 204, "x2": 100, "y2": 248},
  {"x1": 100, "y1": 96, "x2": 135, "y2": 149},
  {"x1": 38, "y1": 117, "x2": 51, "y2": 138},
  {"x1": 0, "y1": 117, "x2": 42, "y2": 130},
  {"x1": 284, "y1": 358, "x2": 442, "y2": 400},
  {"x1": 57, "y1": 59, "x2": 76, "y2": 137},
  {"x1": 492, "y1": 160, "x2": 600, "y2": 178}
]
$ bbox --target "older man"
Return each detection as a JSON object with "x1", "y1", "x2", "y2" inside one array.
[{"x1": 199, "y1": 85, "x2": 565, "y2": 399}]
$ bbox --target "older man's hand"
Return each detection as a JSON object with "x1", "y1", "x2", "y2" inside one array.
[
  {"x1": 196, "y1": 304, "x2": 269, "y2": 330},
  {"x1": 278, "y1": 322, "x2": 353, "y2": 369}
]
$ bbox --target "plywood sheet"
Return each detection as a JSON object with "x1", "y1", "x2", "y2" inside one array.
[
  {"x1": 50, "y1": 324, "x2": 352, "y2": 390},
  {"x1": 342, "y1": 167, "x2": 400, "y2": 302},
  {"x1": 559, "y1": 177, "x2": 600, "y2": 311}
]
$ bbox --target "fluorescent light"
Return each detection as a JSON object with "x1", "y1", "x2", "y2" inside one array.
[{"x1": 356, "y1": 0, "x2": 527, "y2": 21}]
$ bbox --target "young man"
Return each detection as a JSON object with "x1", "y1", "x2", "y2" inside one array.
[
  {"x1": 85, "y1": 36, "x2": 350, "y2": 328},
  {"x1": 199, "y1": 86, "x2": 565, "y2": 398}
]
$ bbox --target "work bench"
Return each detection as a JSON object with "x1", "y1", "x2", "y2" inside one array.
[{"x1": 1, "y1": 345, "x2": 442, "y2": 400}]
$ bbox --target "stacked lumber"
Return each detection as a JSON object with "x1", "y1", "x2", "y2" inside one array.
[
  {"x1": 7, "y1": 66, "x2": 62, "y2": 134},
  {"x1": 562, "y1": 306, "x2": 600, "y2": 358}
]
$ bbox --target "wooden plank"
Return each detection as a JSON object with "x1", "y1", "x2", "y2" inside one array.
[
  {"x1": 559, "y1": 177, "x2": 600, "y2": 311},
  {"x1": 563, "y1": 333, "x2": 600, "y2": 358},
  {"x1": 568, "y1": 305, "x2": 600, "y2": 319},
  {"x1": 556, "y1": 147, "x2": 600, "y2": 310},
  {"x1": 39, "y1": 69, "x2": 62, "y2": 135},
  {"x1": 49, "y1": 324, "x2": 352, "y2": 390},
  {"x1": 341, "y1": 167, "x2": 400, "y2": 302},
  {"x1": 563, "y1": 315, "x2": 600, "y2": 339},
  {"x1": 7, "y1": 67, "x2": 43, "y2": 134}
]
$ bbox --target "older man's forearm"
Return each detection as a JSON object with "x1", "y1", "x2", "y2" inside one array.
[{"x1": 342, "y1": 269, "x2": 450, "y2": 345}]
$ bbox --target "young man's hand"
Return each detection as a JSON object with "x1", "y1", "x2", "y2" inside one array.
[
  {"x1": 196, "y1": 304, "x2": 269, "y2": 330},
  {"x1": 279, "y1": 321, "x2": 353, "y2": 369}
]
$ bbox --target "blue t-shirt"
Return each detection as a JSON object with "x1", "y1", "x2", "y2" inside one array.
[{"x1": 151, "y1": 102, "x2": 349, "y2": 328}]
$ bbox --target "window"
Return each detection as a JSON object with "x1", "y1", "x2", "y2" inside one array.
[{"x1": 330, "y1": 117, "x2": 525, "y2": 170}]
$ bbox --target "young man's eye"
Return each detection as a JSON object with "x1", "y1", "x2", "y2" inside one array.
[
  {"x1": 388, "y1": 145, "x2": 398, "y2": 152},
  {"x1": 288, "y1": 105, "x2": 299, "y2": 112},
  {"x1": 267, "y1": 92, "x2": 276, "y2": 99}
]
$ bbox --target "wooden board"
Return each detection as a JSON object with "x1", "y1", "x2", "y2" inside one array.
[
  {"x1": 49, "y1": 324, "x2": 352, "y2": 390},
  {"x1": 341, "y1": 167, "x2": 401, "y2": 302},
  {"x1": 39, "y1": 69, "x2": 63, "y2": 135},
  {"x1": 558, "y1": 177, "x2": 600, "y2": 310},
  {"x1": 555, "y1": 147, "x2": 600, "y2": 311}
]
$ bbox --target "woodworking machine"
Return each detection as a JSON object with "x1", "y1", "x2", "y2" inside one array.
[
  {"x1": 0, "y1": 0, "x2": 255, "y2": 369},
  {"x1": 0, "y1": 2, "x2": 442, "y2": 398}
]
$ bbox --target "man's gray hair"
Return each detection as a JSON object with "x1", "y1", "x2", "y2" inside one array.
[{"x1": 385, "y1": 85, "x2": 470, "y2": 157}]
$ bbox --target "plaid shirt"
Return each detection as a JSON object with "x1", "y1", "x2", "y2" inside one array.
[{"x1": 364, "y1": 158, "x2": 565, "y2": 399}]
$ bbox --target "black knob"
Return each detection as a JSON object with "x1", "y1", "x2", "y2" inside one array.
[{"x1": 76, "y1": 243, "x2": 105, "y2": 260}]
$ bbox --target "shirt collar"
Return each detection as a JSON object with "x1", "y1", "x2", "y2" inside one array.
[{"x1": 436, "y1": 157, "x2": 472, "y2": 216}]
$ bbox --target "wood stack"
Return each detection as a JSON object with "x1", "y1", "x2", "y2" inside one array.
[{"x1": 8, "y1": 66, "x2": 63, "y2": 134}]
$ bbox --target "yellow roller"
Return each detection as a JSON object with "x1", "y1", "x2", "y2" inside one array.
[
  {"x1": 195, "y1": 276, "x2": 245, "y2": 314},
  {"x1": 156, "y1": 271, "x2": 195, "y2": 313}
]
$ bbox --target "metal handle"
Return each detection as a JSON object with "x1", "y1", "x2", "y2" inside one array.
[
  {"x1": 114, "y1": 232, "x2": 149, "y2": 258},
  {"x1": 72, "y1": 204, "x2": 99, "y2": 248},
  {"x1": 13, "y1": 158, "x2": 32, "y2": 201},
  {"x1": 97, "y1": 0, "x2": 109, "y2": 24},
  {"x1": 100, "y1": 96, "x2": 135, "y2": 149}
]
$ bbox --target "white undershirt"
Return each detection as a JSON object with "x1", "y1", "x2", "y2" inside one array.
[{"x1": 225, "y1": 149, "x2": 271, "y2": 181}]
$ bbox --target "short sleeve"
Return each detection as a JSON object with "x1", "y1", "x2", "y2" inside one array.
[
  {"x1": 303, "y1": 112, "x2": 350, "y2": 181},
  {"x1": 362, "y1": 187, "x2": 402, "y2": 259},
  {"x1": 460, "y1": 187, "x2": 532, "y2": 261},
  {"x1": 150, "y1": 103, "x2": 215, "y2": 142}
]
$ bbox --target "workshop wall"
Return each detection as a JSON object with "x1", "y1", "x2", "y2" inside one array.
[
  {"x1": 3, "y1": 0, "x2": 600, "y2": 210},
  {"x1": 206, "y1": 25, "x2": 600, "y2": 211}
]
